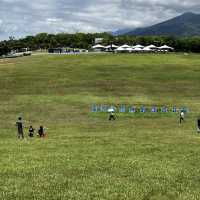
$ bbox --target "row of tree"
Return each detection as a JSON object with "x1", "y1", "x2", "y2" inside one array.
[{"x1": 1, "y1": 32, "x2": 200, "y2": 56}]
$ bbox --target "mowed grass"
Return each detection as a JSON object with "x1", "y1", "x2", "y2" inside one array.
[{"x1": 0, "y1": 53, "x2": 200, "y2": 199}]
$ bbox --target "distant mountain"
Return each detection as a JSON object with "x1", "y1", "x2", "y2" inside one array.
[
  {"x1": 112, "y1": 28, "x2": 134, "y2": 36},
  {"x1": 118, "y1": 12, "x2": 200, "y2": 37}
]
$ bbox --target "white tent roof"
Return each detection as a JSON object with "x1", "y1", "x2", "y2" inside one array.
[
  {"x1": 120, "y1": 44, "x2": 131, "y2": 48},
  {"x1": 159, "y1": 45, "x2": 174, "y2": 49},
  {"x1": 133, "y1": 44, "x2": 144, "y2": 49},
  {"x1": 146, "y1": 45, "x2": 157, "y2": 49},
  {"x1": 92, "y1": 44, "x2": 105, "y2": 49},
  {"x1": 105, "y1": 44, "x2": 119, "y2": 49}
]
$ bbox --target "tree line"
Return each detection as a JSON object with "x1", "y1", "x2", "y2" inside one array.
[{"x1": 1, "y1": 32, "x2": 200, "y2": 56}]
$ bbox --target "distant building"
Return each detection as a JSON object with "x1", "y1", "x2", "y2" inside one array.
[{"x1": 95, "y1": 38, "x2": 103, "y2": 44}]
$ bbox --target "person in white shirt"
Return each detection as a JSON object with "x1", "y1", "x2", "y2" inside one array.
[{"x1": 180, "y1": 111, "x2": 185, "y2": 124}]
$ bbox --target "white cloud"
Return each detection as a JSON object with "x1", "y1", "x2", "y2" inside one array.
[{"x1": 0, "y1": 0, "x2": 200, "y2": 40}]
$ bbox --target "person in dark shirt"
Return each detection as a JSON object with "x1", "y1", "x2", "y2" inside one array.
[
  {"x1": 29, "y1": 126, "x2": 34, "y2": 137},
  {"x1": 38, "y1": 126, "x2": 45, "y2": 137},
  {"x1": 109, "y1": 112, "x2": 116, "y2": 121},
  {"x1": 16, "y1": 117, "x2": 24, "y2": 139},
  {"x1": 197, "y1": 119, "x2": 200, "y2": 133}
]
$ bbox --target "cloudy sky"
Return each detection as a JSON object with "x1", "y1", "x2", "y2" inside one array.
[{"x1": 0, "y1": 0, "x2": 200, "y2": 40}]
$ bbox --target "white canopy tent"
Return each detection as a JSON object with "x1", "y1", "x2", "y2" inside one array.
[
  {"x1": 133, "y1": 44, "x2": 144, "y2": 49},
  {"x1": 92, "y1": 44, "x2": 106, "y2": 52},
  {"x1": 146, "y1": 45, "x2": 157, "y2": 49},
  {"x1": 126, "y1": 47, "x2": 133, "y2": 52},
  {"x1": 92, "y1": 44, "x2": 105, "y2": 49},
  {"x1": 116, "y1": 47, "x2": 133, "y2": 52},
  {"x1": 115, "y1": 44, "x2": 175, "y2": 53},
  {"x1": 105, "y1": 44, "x2": 119, "y2": 49},
  {"x1": 158, "y1": 45, "x2": 174, "y2": 50},
  {"x1": 143, "y1": 47, "x2": 152, "y2": 52},
  {"x1": 116, "y1": 47, "x2": 128, "y2": 52},
  {"x1": 132, "y1": 47, "x2": 143, "y2": 52},
  {"x1": 109, "y1": 44, "x2": 118, "y2": 49},
  {"x1": 120, "y1": 44, "x2": 131, "y2": 49}
]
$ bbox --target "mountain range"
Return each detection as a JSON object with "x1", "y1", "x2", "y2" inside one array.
[{"x1": 114, "y1": 12, "x2": 200, "y2": 37}]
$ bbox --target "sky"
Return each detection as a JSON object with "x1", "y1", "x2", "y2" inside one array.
[{"x1": 0, "y1": 0, "x2": 200, "y2": 40}]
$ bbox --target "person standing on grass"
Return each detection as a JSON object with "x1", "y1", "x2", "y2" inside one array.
[
  {"x1": 16, "y1": 117, "x2": 24, "y2": 139},
  {"x1": 29, "y1": 126, "x2": 34, "y2": 137},
  {"x1": 197, "y1": 118, "x2": 200, "y2": 133},
  {"x1": 180, "y1": 111, "x2": 185, "y2": 124},
  {"x1": 109, "y1": 111, "x2": 116, "y2": 121},
  {"x1": 38, "y1": 126, "x2": 45, "y2": 137}
]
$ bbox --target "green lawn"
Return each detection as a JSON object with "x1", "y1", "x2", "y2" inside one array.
[{"x1": 0, "y1": 53, "x2": 200, "y2": 199}]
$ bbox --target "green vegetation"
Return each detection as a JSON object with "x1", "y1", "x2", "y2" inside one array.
[
  {"x1": 0, "y1": 53, "x2": 200, "y2": 199},
  {"x1": 1, "y1": 32, "x2": 200, "y2": 56}
]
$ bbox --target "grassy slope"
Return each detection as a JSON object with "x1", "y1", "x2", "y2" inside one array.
[{"x1": 0, "y1": 53, "x2": 200, "y2": 199}]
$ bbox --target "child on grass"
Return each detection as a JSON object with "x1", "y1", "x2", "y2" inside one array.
[{"x1": 29, "y1": 126, "x2": 34, "y2": 137}]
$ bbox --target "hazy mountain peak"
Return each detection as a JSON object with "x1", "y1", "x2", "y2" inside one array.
[
  {"x1": 181, "y1": 12, "x2": 196, "y2": 16},
  {"x1": 121, "y1": 12, "x2": 200, "y2": 37}
]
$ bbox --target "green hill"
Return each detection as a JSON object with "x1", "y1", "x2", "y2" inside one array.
[
  {"x1": 126, "y1": 12, "x2": 200, "y2": 36},
  {"x1": 1, "y1": 53, "x2": 200, "y2": 199}
]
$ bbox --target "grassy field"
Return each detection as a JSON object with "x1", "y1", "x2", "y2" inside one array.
[{"x1": 0, "y1": 53, "x2": 200, "y2": 199}]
